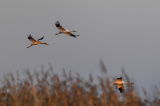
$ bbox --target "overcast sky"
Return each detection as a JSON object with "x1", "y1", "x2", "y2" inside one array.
[{"x1": 0, "y1": 0, "x2": 160, "y2": 94}]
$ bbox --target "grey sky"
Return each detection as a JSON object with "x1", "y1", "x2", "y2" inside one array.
[{"x1": 0, "y1": 0, "x2": 160, "y2": 93}]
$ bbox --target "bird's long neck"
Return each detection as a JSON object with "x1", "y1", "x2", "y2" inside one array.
[
  {"x1": 40, "y1": 42, "x2": 48, "y2": 45},
  {"x1": 122, "y1": 81, "x2": 127, "y2": 84},
  {"x1": 70, "y1": 30, "x2": 76, "y2": 32},
  {"x1": 123, "y1": 81, "x2": 133, "y2": 84}
]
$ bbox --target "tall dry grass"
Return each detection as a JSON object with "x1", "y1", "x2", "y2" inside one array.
[{"x1": 0, "y1": 62, "x2": 159, "y2": 106}]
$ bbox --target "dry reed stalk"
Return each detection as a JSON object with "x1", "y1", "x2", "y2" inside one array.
[{"x1": 0, "y1": 63, "x2": 159, "y2": 106}]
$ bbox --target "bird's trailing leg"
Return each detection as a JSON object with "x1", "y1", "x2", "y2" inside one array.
[
  {"x1": 70, "y1": 30, "x2": 77, "y2": 32},
  {"x1": 40, "y1": 43, "x2": 49, "y2": 45},
  {"x1": 55, "y1": 31, "x2": 63, "y2": 35},
  {"x1": 27, "y1": 44, "x2": 33, "y2": 48}
]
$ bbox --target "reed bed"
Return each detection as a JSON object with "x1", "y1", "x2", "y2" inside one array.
[{"x1": 0, "y1": 63, "x2": 159, "y2": 106}]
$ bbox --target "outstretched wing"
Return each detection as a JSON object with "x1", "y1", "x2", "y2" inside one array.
[
  {"x1": 28, "y1": 34, "x2": 36, "y2": 42},
  {"x1": 55, "y1": 21, "x2": 66, "y2": 31},
  {"x1": 38, "y1": 36, "x2": 44, "y2": 41}
]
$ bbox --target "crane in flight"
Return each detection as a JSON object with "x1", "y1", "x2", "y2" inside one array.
[
  {"x1": 112, "y1": 77, "x2": 134, "y2": 93},
  {"x1": 55, "y1": 21, "x2": 79, "y2": 38},
  {"x1": 27, "y1": 34, "x2": 49, "y2": 48}
]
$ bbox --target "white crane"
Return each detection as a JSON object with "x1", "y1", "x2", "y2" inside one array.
[
  {"x1": 27, "y1": 34, "x2": 49, "y2": 48},
  {"x1": 112, "y1": 77, "x2": 134, "y2": 93},
  {"x1": 55, "y1": 21, "x2": 79, "y2": 38}
]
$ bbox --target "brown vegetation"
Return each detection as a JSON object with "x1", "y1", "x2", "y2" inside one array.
[{"x1": 0, "y1": 63, "x2": 159, "y2": 106}]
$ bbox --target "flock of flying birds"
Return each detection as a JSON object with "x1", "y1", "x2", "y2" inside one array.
[
  {"x1": 27, "y1": 21, "x2": 79, "y2": 48},
  {"x1": 27, "y1": 21, "x2": 134, "y2": 93}
]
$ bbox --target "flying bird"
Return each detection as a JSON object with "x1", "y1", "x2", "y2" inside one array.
[
  {"x1": 112, "y1": 77, "x2": 134, "y2": 93},
  {"x1": 27, "y1": 34, "x2": 49, "y2": 48},
  {"x1": 55, "y1": 21, "x2": 79, "y2": 38}
]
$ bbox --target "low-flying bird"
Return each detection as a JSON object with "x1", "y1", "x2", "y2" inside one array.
[
  {"x1": 27, "y1": 34, "x2": 49, "y2": 48},
  {"x1": 55, "y1": 21, "x2": 79, "y2": 38},
  {"x1": 112, "y1": 77, "x2": 134, "y2": 93}
]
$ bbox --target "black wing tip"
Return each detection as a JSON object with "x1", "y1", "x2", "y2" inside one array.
[
  {"x1": 117, "y1": 77, "x2": 122, "y2": 80},
  {"x1": 56, "y1": 21, "x2": 60, "y2": 23},
  {"x1": 28, "y1": 34, "x2": 31, "y2": 37},
  {"x1": 55, "y1": 21, "x2": 61, "y2": 27},
  {"x1": 28, "y1": 34, "x2": 32, "y2": 39},
  {"x1": 38, "y1": 36, "x2": 44, "y2": 41},
  {"x1": 41, "y1": 36, "x2": 44, "y2": 39},
  {"x1": 119, "y1": 88, "x2": 124, "y2": 93},
  {"x1": 70, "y1": 34, "x2": 79, "y2": 38}
]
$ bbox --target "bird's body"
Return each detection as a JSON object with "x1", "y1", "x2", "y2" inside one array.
[
  {"x1": 113, "y1": 77, "x2": 134, "y2": 93},
  {"x1": 27, "y1": 34, "x2": 49, "y2": 48},
  {"x1": 55, "y1": 21, "x2": 79, "y2": 38}
]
